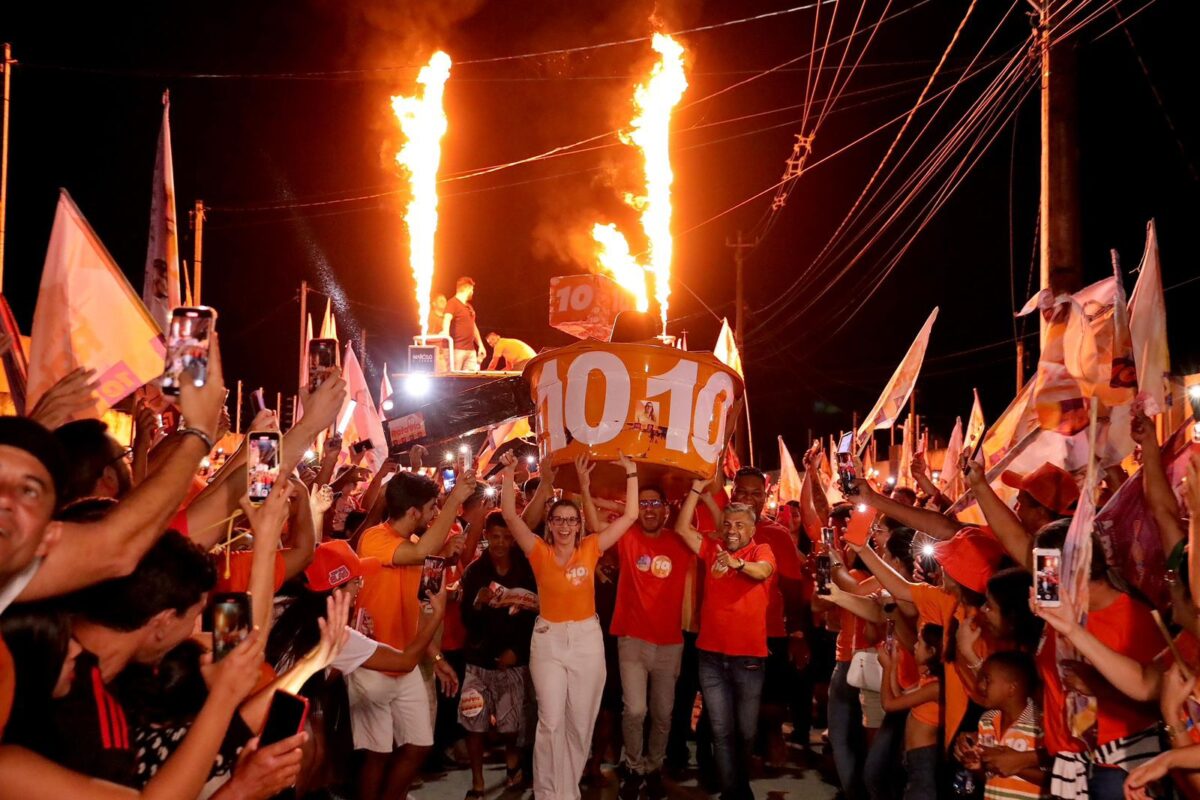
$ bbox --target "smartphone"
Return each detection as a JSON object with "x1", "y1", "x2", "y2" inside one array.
[
  {"x1": 885, "y1": 618, "x2": 896, "y2": 651},
  {"x1": 836, "y1": 431, "x2": 857, "y2": 496},
  {"x1": 418, "y1": 556, "x2": 447, "y2": 602},
  {"x1": 247, "y1": 430, "x2": 282, "y2": 505},
  {"x1": 1033, "y1": 547, "x2": 1062, "y2": 606},
  {"x1": 442, "y1": 467, "x2": 456, "y2": 493},
  {"x1": 815, "y1": 553, "x2": 832, "y2": 596},
  {"x1": 307, "y1": 338, "x2": 340, "y2": 393},
  {"x1": 207, "y1": 592, "x2": 251, "y2": 661},
  {"x1": 820, "y1": 526, "x2": 835, "y2": 551},
  {"x1": 162, "y1": 306, "x2": 216, "y2": 395},
  {"x1": 259, "y1": 690, "x2": 310, "y2": 746},
  {"x1": 457, "y1": 444, "x2": 473, "y2": 475},
  {"x1": 351, "y1": 438, "x2": 374, "y2": 455}
]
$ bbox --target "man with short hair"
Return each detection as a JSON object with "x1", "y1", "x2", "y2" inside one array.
[
  {"x1": 582, "y1": 477, "x2": 691, "y2": 800},
  {"x1": 677, "y1": 483, "x2": 776, "y2": 800},
  {"x1": 352, "y1": 469, "x2": 476, "y2": 800},
  {"x1": 53, "y1": 419, "x2": 132, "y2": 503},
  {"x1": 441, "y1": 277, "x2": 486, "y2": 372},
  {"x1": 484, "y1": 333, "x2": 536, "y2": 372}
]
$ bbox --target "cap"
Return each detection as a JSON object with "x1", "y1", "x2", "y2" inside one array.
[
  {"x1": 1000, "y1": 462, "x2": 1079, "y2": 517},
  {"x1": 0, "y1": 416, "x2": 68, "y2": 503},
  {"x1": 304, "y1": 540, "x2": 382, "y2": 592},
  {"x1": 934, "y1": 527, "x2": 1007, "y2": 595}
]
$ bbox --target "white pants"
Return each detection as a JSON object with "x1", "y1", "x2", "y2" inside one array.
[{"x1": 529, "y1": 615, "x2": 606, "y2": 800}]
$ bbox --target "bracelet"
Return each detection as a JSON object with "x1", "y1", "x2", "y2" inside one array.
[
  {"x1": 626, "y1": 472, "x2": 637, "y2": 479},
  {"x1": 178, "y1": 426, "x2": 214, "y2": 453},
  {"x1": 690, "y1": 488, "x2": 702, "y2": 495}
]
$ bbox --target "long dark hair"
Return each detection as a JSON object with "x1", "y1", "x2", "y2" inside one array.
[
  {"x1": 267, "y1": 579, "x2": 329, "y2": 674},
  {"x1": 0, "y1": 603, "x2": 73, "y2": 750},
  {"x1": 986, "y1": 567, "x2": 1044, "y2": 651}
]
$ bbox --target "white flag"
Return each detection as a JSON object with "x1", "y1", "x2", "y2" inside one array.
[
  {"x1": 964, "y1": 388, "x2": 986, "y2": 457},
  {"x1": 938, "y1": 417, "x2": 964, "y2": 494},
  {"x1": 142, "y1": 92, "x2": 181, "y2": 333},
  {"x1": 712, "y1": 317, "x2": 743, "y2": 377},
  {"x1": 29, "y1": 191, "x2": 165, "y2": 414},
  {"x1": 379, "y1": 362, "x2": 394, "y2": 415},
  {"x1": 777, "y1": 436, "x2": 802, "y2": 503},
  {"x1": 340, "y1": 345, "x2": 388, "y2": 473},
  {"x1": 857, "y1": 307, "x2": 939, "y2": 445},
  {"x1": 1129, "y1": 220, "x2": 1170, "y2": 416}
]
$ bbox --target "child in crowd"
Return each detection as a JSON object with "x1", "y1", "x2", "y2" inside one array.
[{"x1": 879, "y1": 623, "x2": 943, "y2": 799}]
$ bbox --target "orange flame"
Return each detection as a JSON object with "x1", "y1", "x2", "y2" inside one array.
[
  {"x1": 590, "y1": 34, "x2": 687, "y2": 334},
  {"x1": 392, "y1": 51, "x2": 452, "y2": 337},
  {"x1": 591, "y1": 223, "x2": 649, "y2": 312}
]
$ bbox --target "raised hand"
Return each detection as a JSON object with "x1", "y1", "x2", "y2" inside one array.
[
  {"x1": 206, "y1": 627, "x2": 267, "y2": 704},
  {"x1": 227, "y1": 732, "x2": 307, "y2": 799},
  {"x1": 299, "y1": 373, "x2": 348, "y2": 433},
  {"x1": 29, "y1": 367, "x2": 100, "y2": 429},
  {"x1": 574, "y1": 454, "x2": 594, "y2": 491},
  {"x1": 179, "y1": 332, "x2": 226, "y2": 439}
]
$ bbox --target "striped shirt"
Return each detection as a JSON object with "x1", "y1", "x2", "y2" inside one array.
[{"x1": 980, "y1": 701, "x2": 1044, "y2": 800}]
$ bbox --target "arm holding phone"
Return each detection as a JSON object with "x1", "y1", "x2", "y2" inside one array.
[
  {"x1": 853, "y1": 473, "x2": 963, "y2": 542},
  {"x1": 362, "y1": 585, "x2": 448, "y2": 674},
  {"x1": 851, "y1": 540, "x2": 918, "y2": 604},
  {"x1": 389, "y1": 472, "x2": 477, "y2": 566}
]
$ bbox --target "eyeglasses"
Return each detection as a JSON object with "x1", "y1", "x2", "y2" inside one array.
[
  {"x1": 108, "y1": 446, "x2": 133, "y2": 467},
  {"x1": 548, "y1": 516, "x2": 581, "y2": 526},
  {"x1": 638, "y1": 500, "x2": 665, "y2": 509}
]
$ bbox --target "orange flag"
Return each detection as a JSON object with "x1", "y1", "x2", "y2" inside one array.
[
  {"x1": 776, "y1": 436, "x2": 802, "y2": 503},
  {"x1": 856, "y1": 307, "x2": 938, "y2": 446},
  {"x1": 1129, "y1": 220, "x2": 1170, "y2": 416}
]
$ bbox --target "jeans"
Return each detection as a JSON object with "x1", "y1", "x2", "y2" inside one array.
[
  {"x1": 829, "y1": 661, "x2": 866, "y2": 800},
  {"x1": 1089, "y1": 766, "x2": 1129, "y2": 800},
  {"x1": 864, "y1": 711, "x2": 906, "y2": 800},
  {"x1": 529, "y1": 616, "x2": 606, "y2": 800},
  {"x1": 618, "y1": 637, "x2": 683, "y2": 774},
  {"x1": 453, "y1": 348, "x2": 480, "y2": 372},
  {"x1": 698, "y1": 649, "x2": 765, "y2": 800},
  {"x1": 902, "y1": 745, "x2": 938, "y2": 800}
]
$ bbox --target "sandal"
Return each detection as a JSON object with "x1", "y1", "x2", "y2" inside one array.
[
  {"x1": 465, "y1": 790, "x2": 485, "y2": 800},
  {"x1": 505, "y1": 767, "x2": 526, "y2": 789}
]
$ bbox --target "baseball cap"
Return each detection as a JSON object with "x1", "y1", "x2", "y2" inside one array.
[
  {"x1": 304, "y1": 540, "x2": 382, "y2": 592},
  {"x1": 934, "y1": 527, "x2": 1008, "y2": 595},
  {"x1": 0, "y1": 416, "x2": 68, "y2": 503},
  {"x1": 1000, "y1": 462, "x2": 1079, "y2": 517}
]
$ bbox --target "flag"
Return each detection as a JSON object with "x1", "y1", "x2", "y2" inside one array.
[
  {"x1": 1129, "y1": 220, "x2": 1170, "y2": 416},
  {"x1": 339, "y1": 345, "x2": 388, "y2": 473},
  {"x1": 722, "y1": 440, "x2": 741, "y2": 480},
  {"x1": 964, "y1": 388, "x2": 985, "y2": 457},
  {"x1": 856, "y1": 307, "x2": 938, "y2": 445},
  {"x1": 712, "y1": 317, "x2": 743, "y2": 377},
  {"x1": 142, "y1": 92, "x2": 181, "y2": 334},
  {"x1": 898, "y1": 418, "x2": 914, "y2": 488},
  {"x1": 320, "y1": 298, "x2": 338, "y2": 342},
  {"x1": 777, "y1": 436, "x2": 802, "y2": 503},
  {"x1": 28, "y1": 191, "x2": 165, "y2": 414},
  {"x1": 938, "y1": 417, "x2": 964, "y2": 496},
  {"x1": 477, "y1": 417, "x2": 533, "y2": 474},
  {"x1": 379, "y1": 362, "x2": 395, "y2": 416}
]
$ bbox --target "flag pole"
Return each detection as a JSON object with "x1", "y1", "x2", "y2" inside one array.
[
  {"x1": 298, "y1": 280, "x2": 308, "y2": 392},
  {"x1": 0, "y1": 44, "x2": 15, "y2": 291},
  {"x1": 191, "y1": 199, "x2": 205, "y2": 305}
]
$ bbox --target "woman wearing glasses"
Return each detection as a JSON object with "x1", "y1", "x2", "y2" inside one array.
[{"x1": 499, "y1": 451, "x2": 640, "y2": 800}]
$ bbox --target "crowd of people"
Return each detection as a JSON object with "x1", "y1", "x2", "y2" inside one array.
[{"x1": 1, "y1": 324, "x2": 1200, "y2": 800}]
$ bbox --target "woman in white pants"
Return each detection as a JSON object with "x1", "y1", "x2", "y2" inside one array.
[{"x1": 500, "y1": 452, "x2": 639, "y2": 800}]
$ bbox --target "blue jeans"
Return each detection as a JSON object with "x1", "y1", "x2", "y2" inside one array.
[
  {"x1": 864, "y1": 711, "x2": 907, "y2": 800},
  {"x1": 698, "y1": 649, "x2": 765, "y2": 800},
  {"x1": 1089, "y1": 766, "x2": 1128, "y2": 800},
  {"x1": 829, "y1": 661, "x2": 867, "y2": 800},
  {"x1": 903, "y1": 745, "x2": 938, "y2": 800}
]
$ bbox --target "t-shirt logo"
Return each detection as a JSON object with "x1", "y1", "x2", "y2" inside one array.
[
  {"x1": 650, "y1": 555, "x2": 672, "y2": 578},
  {"x1": 636, "y1": 555, "x2": 652, "y2": 572},
  {"x1": 566, "y1": 565, "x2": 590, "y2": 586}
]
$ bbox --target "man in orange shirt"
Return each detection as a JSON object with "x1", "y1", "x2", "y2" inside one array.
[{"x1": 351, "y1": 469, "x2": 475, "y2": 800}]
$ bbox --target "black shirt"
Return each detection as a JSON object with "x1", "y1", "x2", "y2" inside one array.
[
  {"x1": 459, "y1": 553, "x2": 538, "y2": 668},
  {"x1": 46, "y1": 651, "x2": 137, "y2": 786},
  {"x1": 444, "y1": 297, "x2": 477, "y2": 350}
]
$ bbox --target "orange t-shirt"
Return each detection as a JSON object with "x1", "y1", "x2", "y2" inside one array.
[
  {"x1": 357, "y1": 523, "x2": 422, "y2": 658},
  {"x1": 910, "y1": 583, "x2": 990, "y2": 748},
  {"x1": 527, "y1": 535, "x2": 603, "y2": 623},
  {"x1": 0, "y1": 634, "x2": 13, "y2": 738},
  {"x1": 1038, "y1": 592, "x2": 1160, "y2": 754},
  {"x1": 910, "y1": 672, "x2": 942, "y2": 728},
  {"x1": 212, "y1": 550, "x2": 287, "y2": 594},
  {"x1": 834, "y1": 570, "x2": 876, "y2": 663}
]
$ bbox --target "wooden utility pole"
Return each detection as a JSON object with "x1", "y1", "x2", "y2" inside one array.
[
  {"x1": 727, "y1": 231, "x2": 757, "y2": 465},
  {"x1": 235, "y1": 380, "x2": 243, "y2": 435},
  {"x1": 191, "y1": 199, "x2": 206, "y2": 305},
  {"x1": 298, "y1": 280, "x2": 308, "y2": 392},
  {"x1": 0, "y1": 44, "x2": 15, "y2": 291},
  {"x1": 1036, "y1": 1, "x2": 1083, "y2": 346}
]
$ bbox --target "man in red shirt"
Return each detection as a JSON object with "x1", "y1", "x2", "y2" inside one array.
[
  {"x1": 591, "y1": 483, "x2": 692, "y2": 799},
  {"x1": 677, "y1": 479, "x2": 776, "y2": 800},
  {"x1": 732, "y1": 466, "x2": 810, "y2": 764}
]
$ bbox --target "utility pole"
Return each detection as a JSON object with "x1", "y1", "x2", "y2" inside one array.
[
  {"x1": 1035, "y1": 0, "x2": 1083, "y2": 346},
  {"x1": 191, "y1": 199, "x2": 206, "y2": 305},
  {"x1": 298, "y1": 280, "x2": 308, "y2": 393},
  {"x1": 726, "y1": 230, "x2": 758, "y2": 465},
  {"x1": 0, "y1": 44, "x2": 15, "y2": 291}
]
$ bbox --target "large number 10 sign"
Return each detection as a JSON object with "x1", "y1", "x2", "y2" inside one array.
[{"x1": 524, "y1": 341, "x2": 744, "y2": 480}]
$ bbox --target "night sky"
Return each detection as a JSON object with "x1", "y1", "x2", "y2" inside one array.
[{"x1": 1, "y1": 0, "x2": 1196, "y2": 466}]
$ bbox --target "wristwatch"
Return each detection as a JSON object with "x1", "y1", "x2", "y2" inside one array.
[{"x1": 433, "y1": 653, "x2": 445, "y2": 664}]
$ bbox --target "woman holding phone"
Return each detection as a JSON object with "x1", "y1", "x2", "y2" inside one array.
[{"x1": 499, "y1": 451, "x2": 639, "y2": 800}]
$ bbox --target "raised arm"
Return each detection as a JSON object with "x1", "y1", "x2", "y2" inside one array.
[
  {"x1": 21, "y1": 338, "x2": 229, "y2": 601},
  {"x1": 1134, "y1": 411, "x2": 1186, "y2": 556},
  {"x1": 364, "y1": 586, "x2": 448, "y2": 674},
  {"x1": 389, "y1": 471, "x2": 477, "y2": 566},
  {"x1": 852, "y1": 540, "x2": 918, "y2": 604},
  {"x1": 963, "y1": 460, "x2": 1033, "y2": 569},
  {"x1": 854, "y1": 473, "x2": 963, "y2": 542},
  {"x1": 575, "y1": 455, "x2": 607, "y2": 534},
  {"x1": 239, "y1": 481, "x2": 295, "y2": 632},
  {"x1": 674, "y1": 478, "x2": 708, "y2": 555},
  {"x1": 280, "y1": 477, "x2": 317, "y2": 580},
  {"x1": 827, "y1": 583, "x2": 886, "y2": 623},
  {"x1": 500, "y1": 454, "x2": 542, "y2": 555},
  {"x1": 596, "y1": 453, "x2": 639, "y2": 552},
  {"x1": 802, "y1": 444, "x2": 832, "y2": 526},
  {"x1": 521, "y1": 462, "x2": 555, "y2": 532}
]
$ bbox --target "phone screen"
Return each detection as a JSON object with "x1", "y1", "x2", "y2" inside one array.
[
  {"x1": 307, "y1": 339, "x2": 339, "y2": 393},
  {"x1": 247, "y1": 431, "x2": 281, "y2": 504},
  {"x1": 418, "y1": 556, "x2": 447, "y2": 601},
  {"x1": 837, "y1": 431, "x2": 854, "y2": 457},
  {"x1": 208, "y1": 592, "x2": 251, "y2": 661},
  {"x1": 815, "y1": 554, "x2": 832, "y2": 596},
  {"x1": 163, "y1": 307, "x2": 215, "y2": 395},
  {"x1": 260, "y1": 690, "x2": 309, "y2": 746},
  {"x1": 1034, "y1": 549, "x2": 1062, "y2": 605},
  {"x1": 442, "y1": 468, "x2": 456, "y2": 492}
]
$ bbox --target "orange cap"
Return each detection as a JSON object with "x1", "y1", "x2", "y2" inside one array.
[
  {"x1": 1000, "y1": 462, "x2": 1079, "y2": 517},
  {"x1": 304, "y1": 540, "x2": 382, "y2": 592},
  {"x1": 934, "y1": 527, "x2": 1008, "y2": 594}
]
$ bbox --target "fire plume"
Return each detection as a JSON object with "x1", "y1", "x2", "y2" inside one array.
[
  {"x1": 591, "y1": 223, "x2": 649, "y2": 312},
  {"x1": 590, "y1": 34, "x2": 687, "y2": 334},
  {"x1": 392, "y1": 51, "x2": 452, "y2": 336}
]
